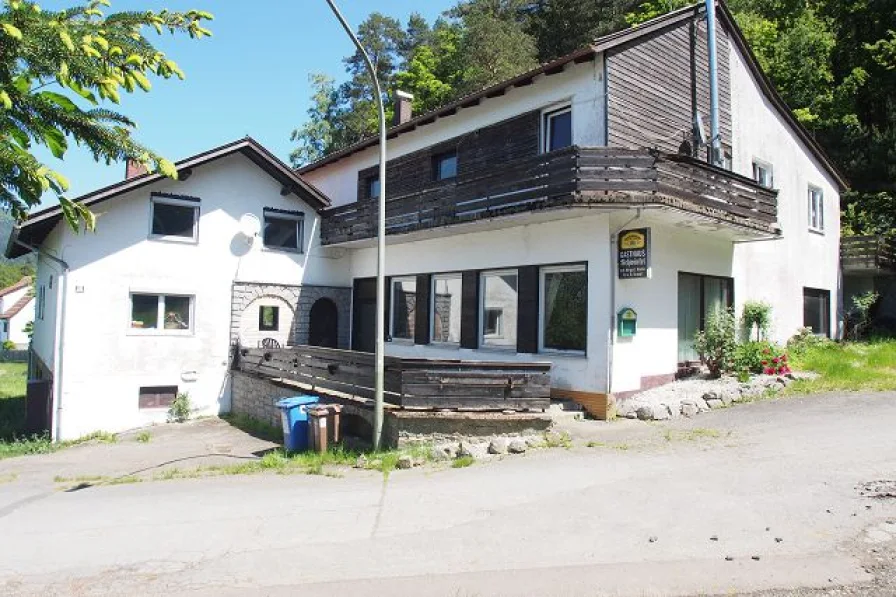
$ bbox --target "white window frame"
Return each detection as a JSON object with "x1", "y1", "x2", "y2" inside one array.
[
  {"x1": 262, "y1": 210, "x2": 304, "y2": 253},
  {"x1": 430, "y1": 273, "x2": 462, "y2": 346},
  {"x1": 129, "y1": 293, "x2": 195, "y2": 336},
  {"x1": 479, "y1": 269, "x2": 518, "y2": 350},
  {"x1": 541, "y1": 104, "x2": 572, "y2": 154},
  {"x1": 389, "y1": 276, "x2": 417, "y2": 343},
  {"x1": 752, "y1": 159, "x2": 774, "y2": 189},
  {"x1": 149, "y1": 195, "x2": 200, "y2": 243},
  {"x1": 808, "y1": 185, "x2": 825, "y2": 233},
  {"x1": 539, "y1": 264, "x2": 587, "y2": 355}
]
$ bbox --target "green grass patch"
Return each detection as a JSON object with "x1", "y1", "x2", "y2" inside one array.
[
  {"x1": 663, "y1": 428, "x2": 723, "y2": 442},
  {"x1": 586, "y1": 441, "x2": 606, "y2": 448},
  {"x1": 136, "y1": 431, "x2": 152, "y2": 443},
  {"x1": 452, "y1": 455, "x2": 475, "y2": 468},
  {"x1": 0, "y1": 362, "x2": 27, "y2": 440},
  {"x1": 221, "y1": 413, "x2": 281, "y2": 442},
  {"x1": 0, "y1": 430, "x2": 117, "y2": 461},
  {"x1": 789, "y1": 339, "x2": 896, "y2": 393}
]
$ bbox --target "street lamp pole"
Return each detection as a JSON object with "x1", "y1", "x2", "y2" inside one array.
[{"x1": 324, "y1": 0, "x2": 387, "y2": 450}]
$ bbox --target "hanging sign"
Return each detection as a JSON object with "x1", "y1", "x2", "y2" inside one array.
[{"x1": 617, "y1": 228, "x2": 651, "y2": 279}]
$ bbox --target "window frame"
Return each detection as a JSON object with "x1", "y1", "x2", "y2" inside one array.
[
  {"x1": 148, "y1": 194, "x2": 200, "y2": 243},
  {"x1": 803, "y1": 287, "x2": 831, "y2": 338},
  {"x1": 538, "y1": 263, "x2": 588, "y2": 355},
  {"x1": 258, "y1": 305, "x2": 280, "y2": 332},
  {"x1": 36, "y1": 285, "x2": 45, "y2": 321},
  {"x1": 262, "y1": 209, "x2": 304, "y2": 253},
  {"x1": 430, "y1": 273, "x2": 463, "y2": 346},
  {"x1": 432, "y1": 150, "x2": 458, "y2": 182},
  {"x1": 541, "y1": 104, "x2": 573, "y2": 154},
  {"x1": 128, "y1": 293, "x2": 195, "y2": 336},
  {"x1": 138, "y1": 385, "x2": 178, "y2": 410},
  {"x1": 752, "y1": 159, "x2": 774, "y2": 189},
  {"x1": 389, "y1": 276, "x2": 417, "y2": 343},
  {"x1": 808, "y1": 185, "x2": 825, "y2": 233},
  {"x1": 479, "y1": 269, "x2": 519, "y2": 350},
  {"x1": 367, "y1": 175, "x2": 380, "y2": 200}
]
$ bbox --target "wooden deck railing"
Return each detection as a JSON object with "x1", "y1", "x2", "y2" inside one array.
[
  {"x1": 841, "y1": 235, "x2": 895, "y2": 272},
  {"x1": 234, "y1": 344, "x2": 552, "y2": 411},
  {"x1": 319, "y1": 146, "x2": 779, "y2": 245}
]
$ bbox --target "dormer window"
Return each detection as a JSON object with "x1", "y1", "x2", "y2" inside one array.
[{"x1": 543, "y1": 106, "x2": 572, "y2": 153}]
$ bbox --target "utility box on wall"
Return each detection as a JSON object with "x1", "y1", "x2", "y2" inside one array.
[{"x1": 617, "y1": 308, "x2": 638, "y2": 338}]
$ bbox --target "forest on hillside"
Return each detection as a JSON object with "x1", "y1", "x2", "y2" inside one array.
[{"x1": 289, "y1": 0, "x2": 895, "y2": 238}]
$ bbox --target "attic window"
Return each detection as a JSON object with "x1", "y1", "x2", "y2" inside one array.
[
  {"x1": 263, "y1": 209, "x2": 304, "y2": 252},
  {"x1": 150, "y1": 195, "x2": 199, "y2": 241}
]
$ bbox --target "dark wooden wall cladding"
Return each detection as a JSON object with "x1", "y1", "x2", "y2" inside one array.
[
  {"x1": 356, "y1": 111, "x2": 540, "y2": 201},
  {"x1": 606, "y1": 13, "x2": 732, "y2": 155}
]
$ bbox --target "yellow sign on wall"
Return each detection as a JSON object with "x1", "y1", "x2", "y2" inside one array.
[{"x1": 617, "y1": 228, "x2": 651, "y2": 279}]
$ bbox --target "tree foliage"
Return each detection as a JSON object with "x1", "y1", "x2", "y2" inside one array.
[{"x1": 0, "y1": 0, "x2": 212, "y2": 230}]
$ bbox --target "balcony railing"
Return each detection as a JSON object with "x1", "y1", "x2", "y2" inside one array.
[
  {"x1": 841, "y1": 235, "x2": 895, "y2": 273},
  {"x1": 320, "y1": 146, "x2": 779, "y2": 245}
]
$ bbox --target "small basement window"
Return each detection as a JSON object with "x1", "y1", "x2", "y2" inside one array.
[
  {"x1": 263, "y1": 210, "x2": 304, "y2": 252},
  {"x1": 130, "y1": 293, "x2": 193, "y2": 333},
  {"x1": 138, "y1": 385, "x2": 178, "y2": 409},
  {"x1": 543, "y1": 105, "x2": 572, "y2": 153},
  {"x1": 150, "y1": 195, "x2": 199, "y2": 240},
  {"x1": 259, "y1": 305, "x2": 280, "y2": 331},
  {"x1": 433, "y1": 150, "x2": 458, "y2": 181}
]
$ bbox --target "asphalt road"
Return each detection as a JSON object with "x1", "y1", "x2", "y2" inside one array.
[{"x1": 1, "y1": 391, "x2": 895, "y2": 597}]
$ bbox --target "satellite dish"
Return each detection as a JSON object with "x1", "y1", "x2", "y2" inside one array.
[{"x1": 238, "y1": 213, "x2": 261, "y2": 238}]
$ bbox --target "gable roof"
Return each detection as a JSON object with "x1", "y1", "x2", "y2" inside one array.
[
  {"x1": 298, "y1": 1, "x2": 847, "y2": 191},
  {"x1": 0, "y1": 276, "x2": 31, "y2": 298},
  {"x1": 1, "y1": 292, "x2": 33, "y2": 319},
  {"x1": 6, "y1": 137, "x2": 331, "y2": 259}
]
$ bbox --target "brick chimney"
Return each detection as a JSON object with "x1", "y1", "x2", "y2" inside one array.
[
  {"x1": 393, "y1": 90, "x2": 414, "y2": 126},
  {"x1": 125, "y1": 159, "x2": 149, "y2": 180}
]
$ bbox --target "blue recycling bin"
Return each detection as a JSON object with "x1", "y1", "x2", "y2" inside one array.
[{"x1": 275, "y1": 395, "x2": 319, "y2": 452}]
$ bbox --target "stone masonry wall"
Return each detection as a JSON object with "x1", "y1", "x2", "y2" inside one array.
[{"x1": 230, "y1": 282, "x2": 351, "y2": 348}]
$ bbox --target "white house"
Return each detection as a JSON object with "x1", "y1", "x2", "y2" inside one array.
[
  {"x1": 7, "y1": 1, "x2": 846, "y2": 438},
  {"x1": 0, "y1": 276, "x2": 34, "y2": 348}
]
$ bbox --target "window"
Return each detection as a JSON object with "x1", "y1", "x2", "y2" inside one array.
[
  {"x1": 138, "y1": 385, "x2": 178, "y2": 409},
  {"x1": 130, "y1": 294, "x2": 193, "y2": 333},
  {"x1": 2, "y1": 321, "x2": 8, "y2": 334},
  {"x1": 263, "y1": 210, "x2": 304, "y2": 252},
  {"x1": 752, "y1": 161, "x2": 774, "y2": 188},
  {"x1": 677, "y1": 273, "x2": 734, "y2": 363},
  {"x1": 390, "y1": 277, "x2": 417, "y2": 341},
  {"x1": 431, "y1": 274, "x2": 462, "y2": 344},
  {"x1": 259, "y1": 305, "x2": 280, "y2": 331},
  {"x1": 480, "y1": 270, "x2": 518, "y2": 349},
  {"x1": 36, "y1": 285, "x2": 46, "y2": 321},
  {"x1": 543, "y1": 106, "x2": 572, "y2": 153},
  {"x1": 433, "y1": 150, "x2": 457, "y2": 181},
  {"x1": 150, "y1": 195, "x2": 199, "y2": 240},
  {"x1": 540, "y1": 265, "x2": 587, "y2": 352},
  {"x1": 803, "y1": 288, "x2": 830, "y2": 337},
  {"x1": 367, "y1": 176, "x2": 380, "y2": 200},
  {"x1": 808, "y1": 186, "x2": 824, "y2": 232}
]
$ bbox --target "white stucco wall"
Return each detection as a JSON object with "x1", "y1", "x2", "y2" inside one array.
[
  {"x1": 349, "y1": 213, "x2": 612, "y2": 394},
  {"x1": 38, "y1": 153, "x2": 351, "y2": 439},
  {"x1": 728, "y1": 42, "x2": 842, "y2": 341},
  {"x1": 303, "y1": 57, "x2": 607, "y2": 206},
  {"x1": 31, "y1": 247, "x2": 63, "y2": 371}
]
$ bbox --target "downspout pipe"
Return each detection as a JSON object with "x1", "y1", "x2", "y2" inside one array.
[
  {"x1": 607, "y1": 209, "x2": 642, "y2": 398},
  {"x1": 705, "y1": 0, "x2": 722, "y2": 166},
  {"x1": 16, "y1": 240, "x2": 69, "y2": 443}
]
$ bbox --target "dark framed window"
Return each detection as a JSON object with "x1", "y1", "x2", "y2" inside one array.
[
  {"x1": 390, "y1": 277, "x2": 417, "y2": 341},
  {"x1": 543, "y1": 106, "x2": 572, "y2": 153},
  {"x1": 130, "y1": 294, "x2": 193, "y2": 332},
  {"x1": 480, "y1": 270, "x2": 518, "y2": 349},
  {"x1": 803, "y1": 288, "x2": 830, "y2": 337},
  {"x1": 433, "y1": 150, "x2": 458, "y2": 181},
  {"x1": 263, "y1": 210, "x2": 303, "y2": 252},
  {"x1": 540, "y1": 264, "x2": 587, "y2": 352},
  {"x1": 259, "y1": 305, "x2": 280, "y2": 331},
  {"x1": 367, "y1": 176, "x2": 380, "y2": 199},
  {"x1": 150, "y1": 196, "x2": 199, "y2": 239},
  {"x1": 138, "y1": 385, "x2": 177, "y2": 409}
]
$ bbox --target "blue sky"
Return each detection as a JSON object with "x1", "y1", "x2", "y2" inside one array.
[{"x1": 35, "y1": 0, "x2": 454, "y2": 205}]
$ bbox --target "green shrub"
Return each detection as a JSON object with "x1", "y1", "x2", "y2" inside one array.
[
  {"x1": 1, "y1": 340, "x2": 15, "y2": 351},
  {"x1": 734, "y1": 341, "x2": 774, "y2": 374},
  {"x1": 741, "y1": 301, "x2": 772, "y2": 341},
  {"x1": 167, "y1": 392, "x2": 191, "y2": 423},
  {"x1": 694, "y1": 308, "x2": 737, "y2": 377},
  {"x1": 787, "y1": 327, "x2": 833, "y2": 356},
  {"x1": 846, "y1": 291, "x2": 880, "y2": 341}
]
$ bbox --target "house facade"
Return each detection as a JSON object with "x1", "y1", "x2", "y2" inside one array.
[
  {"x1": 0, "y1": 276, "x2": 34, "y2": 349},
  {"x1": 7, "y1": 2, "x2": 846, "y2": 439}
]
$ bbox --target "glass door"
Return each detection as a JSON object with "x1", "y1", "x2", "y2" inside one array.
[{"x1": 678, "y1": 273, "x2": 734, "y2": 363}]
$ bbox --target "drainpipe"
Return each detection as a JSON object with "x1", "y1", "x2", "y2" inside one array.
[
  {"x1": 607, "y1": 209, "x2": 642, "y2": 397},
  {"x1": 16, "y1": 241, "x2": 69, "y2": 442},
  {"x1": 705, "y1": 0, "x2": 722, "y2": 166}
]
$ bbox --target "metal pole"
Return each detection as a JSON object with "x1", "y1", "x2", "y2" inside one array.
[
  {"x1": 705, "y1": 0, "x2": 722, "y2": 166},
  {"x1": 325, "y1": 0, "x2": 387, "y2": 450}
]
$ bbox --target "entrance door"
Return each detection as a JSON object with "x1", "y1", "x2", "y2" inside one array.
[
  {"x1": 677, "y1": 272, "x2": 734, "y2": 363},
  {"x1": 309, "y1": 298, "x2": 338, "y2": 348},
  {"x1": 352, "y1": 278, "x2": 377, "y2": 353}
]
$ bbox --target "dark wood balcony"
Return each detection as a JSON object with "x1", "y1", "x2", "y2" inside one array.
[
  {"x1": 841, "y1": 235, "x2": 895, "y2": 273},
  {"x1": 319, "y1": 146, "x2": 779, "y2": 245}
]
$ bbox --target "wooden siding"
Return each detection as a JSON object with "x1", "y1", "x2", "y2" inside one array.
[
  {"x1": 841, "y1": 236, "x2": 895, "y2": 273},
  {"x1": 606, "y1": 13, "x2": 732, "y2": 155}
]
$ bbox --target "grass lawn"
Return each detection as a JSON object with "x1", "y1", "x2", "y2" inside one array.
[
  {"x1": 0, "y1": 362, "x2": 27, "y2": 439},
  {"x1": 789, "y1": 339, "x2": 896, "y2": 393}
]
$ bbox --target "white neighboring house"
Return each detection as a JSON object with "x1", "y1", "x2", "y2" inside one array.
[
  {"x1": 0, "y1": 276, "x2": 34, "y2": 349},
  {"x1": 7, "y1": 138, "x2": 350, "y2": 440}
]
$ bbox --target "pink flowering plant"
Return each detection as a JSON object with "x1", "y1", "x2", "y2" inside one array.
[{"x1": 733, "y1": 341, "x2": 792, "y2": 376}]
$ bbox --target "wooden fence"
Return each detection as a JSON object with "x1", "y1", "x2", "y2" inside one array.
[
  {"x1": 234, "y1": 344, "x2": 552, "y2": 411},
  {"x1": 841, "y1": 235, "x2": 895, "y2": 272}
]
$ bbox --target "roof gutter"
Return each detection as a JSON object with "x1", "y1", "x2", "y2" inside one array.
[{"x1": 15, "y1": 240, "x2": 69, "y2": 443}]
